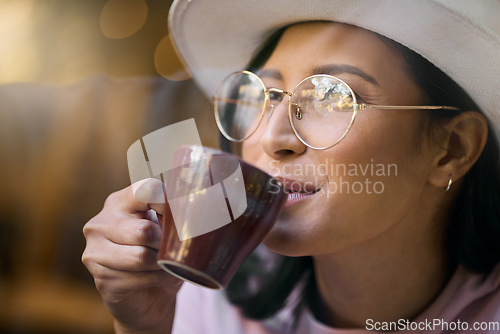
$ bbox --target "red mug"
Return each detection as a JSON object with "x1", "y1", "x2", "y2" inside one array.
[{"x1": 157, "y1": 146, "x2": 287, "y2": 289}]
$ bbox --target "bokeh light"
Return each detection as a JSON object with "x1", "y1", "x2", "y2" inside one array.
[
  {"x1": 0, "y1": 0, "x2": 176, "y2": 84},
  {"x1": 100, "y1": 0, "x2": 148, "y2": 39},
  {"x1": 0, "y1": 0, "x2": 40, "y2": 83},
  {"x1": 154, "y1": 34, "x2": 192, "y2": 81}
]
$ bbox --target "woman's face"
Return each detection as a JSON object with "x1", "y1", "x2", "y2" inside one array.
[{"x1": 242, "y1": 22, "x2": 440, "y2": 257}]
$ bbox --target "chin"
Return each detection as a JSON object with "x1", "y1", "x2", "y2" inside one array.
[{"x1": 262, "y1": 225, "x2": 311, "y2": 257}]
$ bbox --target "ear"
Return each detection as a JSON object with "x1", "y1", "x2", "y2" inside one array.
[{"x1": 428, "y1": 111, "x2": 488, "y2": 189}]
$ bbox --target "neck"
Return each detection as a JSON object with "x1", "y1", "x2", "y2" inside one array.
[{"x1": 310, "y1": 205, "x2": 454, "y2": 328}]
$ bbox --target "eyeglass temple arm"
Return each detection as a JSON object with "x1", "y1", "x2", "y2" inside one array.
[{"x1": 356, "y1": 104, "x2": 460, "y2": 111}]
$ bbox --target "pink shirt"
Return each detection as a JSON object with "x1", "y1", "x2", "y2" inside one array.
[{"x1": 173, "y1": 265, "x2": 500, "y2": 333}]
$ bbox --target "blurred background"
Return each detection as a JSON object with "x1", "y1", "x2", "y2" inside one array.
[{"x1": 0, "y1": 0, "x2": 216, "y2": 333}]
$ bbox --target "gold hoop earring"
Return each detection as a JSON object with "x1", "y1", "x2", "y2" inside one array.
[{"x1": 445, "y1": 175, "x2": 453, "y2": 192}]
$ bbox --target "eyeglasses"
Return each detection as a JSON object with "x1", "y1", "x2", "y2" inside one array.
[{"x1": 213, "y1": 70, "x2": 460, "y2": 150}]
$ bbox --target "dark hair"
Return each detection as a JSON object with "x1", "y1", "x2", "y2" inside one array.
[{"x1": 223, "y1": 24, "x2": 500, "y2": 321}]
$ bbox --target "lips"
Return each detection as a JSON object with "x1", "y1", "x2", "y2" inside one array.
[{"x1": 273, "y1": 175, "x2": 321, "y2": 195}]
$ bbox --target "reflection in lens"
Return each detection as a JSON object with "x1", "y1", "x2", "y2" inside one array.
[
  {"x1": 290, "y1": 75, "x2": 356, "y2": 149},
  {"x1": 215, "y1": 72, "x2": 265, "y2": 141}
]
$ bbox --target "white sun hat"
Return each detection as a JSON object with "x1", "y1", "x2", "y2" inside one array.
[{"x1": 168, "y1": 0, "x2": 500, "y2": 129}]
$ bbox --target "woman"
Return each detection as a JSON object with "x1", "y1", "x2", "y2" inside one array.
[{"x1": 82, "y1": 0, "x2": 500, "y2": 333}]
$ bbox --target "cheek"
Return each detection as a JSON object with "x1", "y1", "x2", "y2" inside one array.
[
  {"x1": 241, "y1": 138, "x2": 258, "y2": 162},
  {"x1": 344, "y1": 111, "x2": 421, "y2": 162},
  {"x1": 241, "y1": 125, "x2": 268, "y2": 163},
  {"x1": 331, "y1": 111, "x2": 427, "y2": 203},
  {"x1": 299, "y1": 116, "x2": 428, "y2": 253},
  {"x1": 324, "y1": 114, "x2": 427, "y2": 217}
]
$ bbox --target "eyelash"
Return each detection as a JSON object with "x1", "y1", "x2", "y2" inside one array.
[
  {"x1": 265, "y1": 84, "x2": 367, "y2": 104},
  {"x1": 353, "y1": 91, "x2": 364, "y2": 103}
]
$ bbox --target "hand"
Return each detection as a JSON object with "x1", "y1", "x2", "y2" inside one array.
[{"x1": 82, "y1": 180, "x2": 183, "y2": 333}]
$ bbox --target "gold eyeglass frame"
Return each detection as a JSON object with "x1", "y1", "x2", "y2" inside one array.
[{"x1": 213, "y1": 70, "x2": 460, "y2": 150}]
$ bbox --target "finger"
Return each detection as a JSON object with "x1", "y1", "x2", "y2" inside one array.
[
  {"x1": 85, "y1": 242, "x2": 162, "y2": 272},
  {"x1": 108, "y1": 217, "x2": 162, "y2": 250},
  {"x1": 149, "y1": 203, "x2": 165, "y2": 216},
  {"x1": 84, "y1": 210, "x2": 162, "y2": 249},
  {"x1": 154, "y1": 199, "x2": 175, "y2": 227},
  {"x1": 135, "y1": 178, "x2": 167, "y2": 216},
  {"x1": 89, "y1": 263, "x2": 181, "y2": 299},
  {"x1": 133, "y1": 178, "x2": 166, "y2": 205},
  {"x1": 106, "y1": 184, "x2": 153, "y2": 215},
  {"x1": 119, "y1": 179, "x2": 167, "y2": 216}
]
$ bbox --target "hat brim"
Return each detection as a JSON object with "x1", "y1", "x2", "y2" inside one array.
[{"x1": 169, "y1": 0, "x2": 500, "y2": 130}]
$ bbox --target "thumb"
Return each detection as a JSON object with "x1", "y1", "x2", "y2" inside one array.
[{"x1": 132, "y1": 178, "x2": 166, "y2": 215}]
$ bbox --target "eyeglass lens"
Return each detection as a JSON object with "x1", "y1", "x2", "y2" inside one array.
[
  {"x1": 215, "y1": 72, "x2": 266, "y2": 141},
  {"x1": 215, "y1": 72, "x2": 357, "y2": 149}
]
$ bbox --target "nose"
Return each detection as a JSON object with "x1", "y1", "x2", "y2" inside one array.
[{"x1": 259, "y1": 95, "x2": 306, "y2": 159}]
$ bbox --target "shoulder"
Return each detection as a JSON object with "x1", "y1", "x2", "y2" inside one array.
[
  {"x1": 458, "y1": 264, "x2": 500, "y2": 310},
  {"x1": 459, "y1": 264, "x2": 500, "y2": 320},
  {"x1": 420, "y1": 264, "x2": 500, "y2": 330}
]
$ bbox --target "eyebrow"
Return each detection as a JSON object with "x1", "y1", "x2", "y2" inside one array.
[
  {"x1": 257, "y1": 69, "x2": 283, "y2": 81},
  {"x1": 257, "y1": 64, "x2": 379, "y2": 86},
  {"x1": 312, "y1": 64, "x2": 379, "y2": 86}
]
